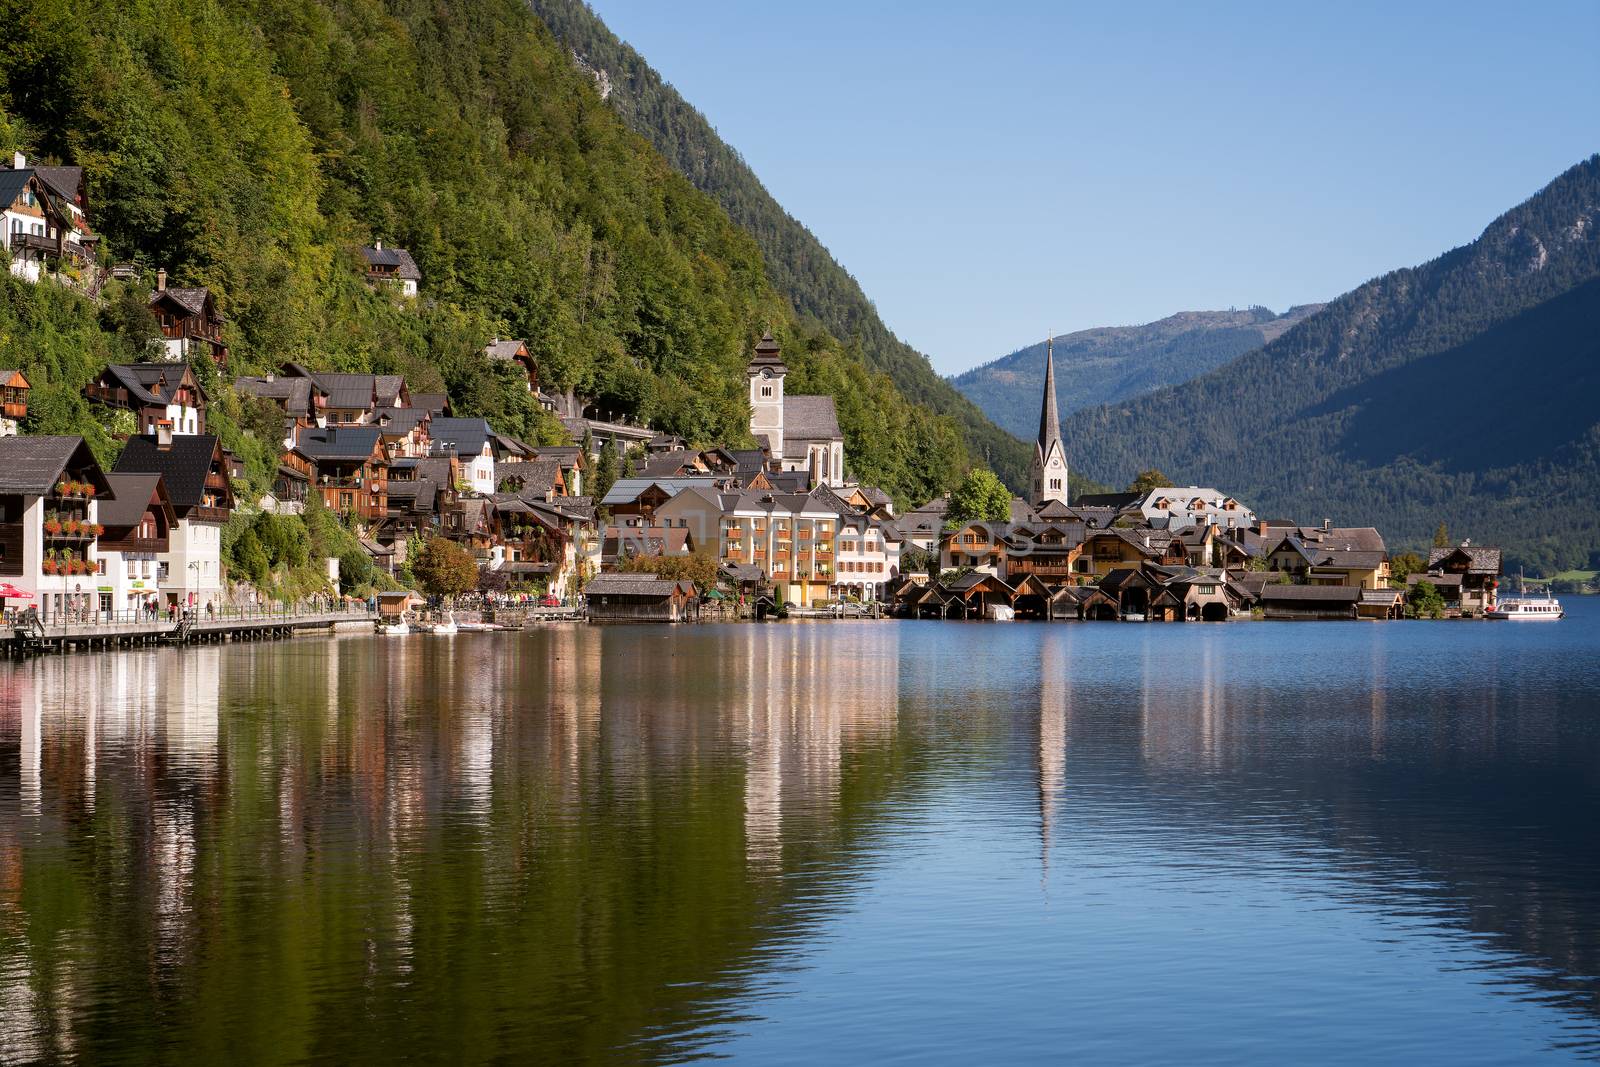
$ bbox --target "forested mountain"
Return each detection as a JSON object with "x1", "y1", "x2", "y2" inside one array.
[
  {"x1": 0, "y1": 0, "x2": 969, "y2": 506},
  {"x1": 526, "y1": 0, "x2": 1035, "y2": 491},
  {"x1": 1063, "y1": 156, "x2": 1600, "y2": 573},
  {"x1": 953, "y1": 306, "x2": 1323, "y2": 438}
]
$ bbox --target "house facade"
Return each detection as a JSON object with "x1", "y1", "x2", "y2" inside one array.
[
  {"x1": 361, "y1": 241, "x2": 421, "y2": 297},
  {"x1": 97, "y1": 472, "x2": 176, "y2": 617},
  {"x1": 1, "y1": 369, "x2": 29, "y2": 437},
  {"x1": 0, "y1": 436, "x2": 112, "y2": 621},
  {"x1": 113, "y1": 430, "x2": 235, "y2": 613},
  {"x1": 85, "y1": 363, "x2": 206, "y2": 436},
  {"x1": 148, "y1": 272, "x2": 229, "y2": 368}
]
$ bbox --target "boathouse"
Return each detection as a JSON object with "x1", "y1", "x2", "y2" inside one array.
[{"x1": 582, "y1": 573, "x2": 699, "y2": 622}]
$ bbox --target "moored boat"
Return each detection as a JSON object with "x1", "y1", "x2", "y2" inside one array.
[
  {"x1": 429, "y1": 610, "x2": 458, "y2": 635},
  {"x1": 1487, "y1": 598, "x2": 1563, "y2": 620}
]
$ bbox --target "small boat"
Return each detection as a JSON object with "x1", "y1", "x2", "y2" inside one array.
[
  {"x1": 457, "y1": 621, "x2": 497, "y2": 633},
  {"x1": 379, "y1": 617, "x2": 411, "y2": 636},
  {"x1": 429, "y1": 610, "x2": 458, "y2": 636},
  {"x1": 1487, "y1": 571, "x2": 1564, "y2": 620},
  {"x1": 985, "y1": 604, "x2": 1015, "y2": 621}
]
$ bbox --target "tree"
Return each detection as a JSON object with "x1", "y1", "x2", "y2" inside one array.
[
  {"x1": 1390, "y1": 551, "x2": 1425, "y2": 583},
  {"x1": 1409, "y1": 579, "x2": 1446, "y2": 619},
  {"x1": 593, "y1": 436, "x2": 620, "y2": 503},
  {"x1": 620, "y1": 549, "x2": 718, "y2": 593},
  {"x1": 412, "y1": 537, "x2": 478, "y2": 601},
  {"x1": 1433, "y1": 523, "x2": 1452, "y2": 549},
  {"x1": 899, "y1": 546, "x2": 937, "y2": 579},
  {"x1": 1126, "y1": 468, "x2": 1171, "y2": 495},
  {"x1": 945, "y1": 468, "x2": 1011, "y2": 526}
]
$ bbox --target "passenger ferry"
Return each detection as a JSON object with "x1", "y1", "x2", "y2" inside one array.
[
  {"x1": 1487, "y1": 597, "x2": 1563, "y2": 620},
  {"x1": 1487, "y1": 574, "x2": 1563, "y2": 620}
]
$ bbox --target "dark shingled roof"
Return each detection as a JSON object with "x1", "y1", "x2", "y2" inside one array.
[
  {"x1": 1428, "y1": 545, "x2": 1503, "y2": 575},
  {"x1": 149, "y1": 286, "x2": 213, "y2": 319},
  {"x1": 98, "y1": 473, "x2": 164, "y2": 529},
  {"x1": 411, "y1": 392, "x2": 449, "y2": 415},
  {"x1": 430, "y1": 417, "x2": 493, "y2": 458},
  {"x1": 782, "y1": 395, "x2": 841, "y2": 441},
  {"x1": 235, "y1": 375, "x2": 319, "y2": 418},
  {"x1": 0, "y1": 436, "x2": 99, "y2": 494},
  {"x1": 496, "y1": 458, "x2": 563, "y2": 496},
  {"x1": 1257, "y1": 584, "x2": 1363, "y2": 602},
  {"x1": 361, "y1": 244, "x2": 422, "y2": 280},
  {"x1": 375, "y1": 407, "x2": 430, "y2": 437},
  {"x1": 584, "y1": 573, "x2": 692, "y2": 597},
  {"x1": 0, "y1": 170, "x2": 41, "y2": 214},
  {"x1": 313, "y1": 373, "x2": 381, "y2": 411},
  {"x1": 294, "y1": 425, "x2": 383, "y2": 461},
  {"x1": 32, "y1": 165, "x2": 83, "y2": 204},
  {"x1": 98, "y1": 363, "x2": 198, "y2": 406},
  {"x1": 113, "y1": 434, "x2": 224, "y2": 511}
]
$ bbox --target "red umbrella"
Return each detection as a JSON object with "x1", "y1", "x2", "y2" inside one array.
[{"x1": 0, "y1": 583, "x2": 32, "y2": 600}]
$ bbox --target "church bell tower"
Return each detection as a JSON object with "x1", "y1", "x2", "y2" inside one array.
[{"x1": 1030, "y1": 335, "x2": 1069, "y2": 505}]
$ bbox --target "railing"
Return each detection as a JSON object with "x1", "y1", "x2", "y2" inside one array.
[{"x1": 30, "y1": 602, "x2": 375, "y2": 632}]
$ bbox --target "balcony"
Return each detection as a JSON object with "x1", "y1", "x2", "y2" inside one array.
[{"x1": 189, "y1": 505, "x2": 232, "y2": 524}]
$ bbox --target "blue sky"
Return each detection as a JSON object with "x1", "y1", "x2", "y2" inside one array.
[{"x1": 588, "y1": 1, "x2": 1599, "y2": 375}]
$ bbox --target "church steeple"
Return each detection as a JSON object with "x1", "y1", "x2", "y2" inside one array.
[{"x1": 1030, "y1": 335, "x2": 1069, "y2": 505}]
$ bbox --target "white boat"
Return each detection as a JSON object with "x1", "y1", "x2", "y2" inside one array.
[
  {"x1": 986, "y1": 604, "x2": 1015, "y2": 621},
  {"x1": 430, "y1": 610, "x2": 458, "y2": 636},
  {"x1": 1487, "y1": 571, "x2": 1563, "y2": 620},
  {"x1": 379, "y1": 618, "x2": 411, "y2": 636},
  {"x1": 1487, "y1": 597, "x2": 1563, "y2": 620}
]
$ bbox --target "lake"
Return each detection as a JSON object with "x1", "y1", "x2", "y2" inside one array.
[{"x1": 3, "y1": 603, "x2": 1599, "y2": 1063}]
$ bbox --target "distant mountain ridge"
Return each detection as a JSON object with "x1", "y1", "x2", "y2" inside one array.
[
  {"x1": 952, "y1": 305, "x2": 1323, "y2": 438},
  {"x1": 1061, "y1": 155, "x2": 1600, "y2": 572},
  {"x1": 526, "y1": 0, "x2": 1042, "y2": 492}
]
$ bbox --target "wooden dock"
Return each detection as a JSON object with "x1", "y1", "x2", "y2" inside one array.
[{"x1": 2, "y1": 608, "x2": 375, "y2": 655}]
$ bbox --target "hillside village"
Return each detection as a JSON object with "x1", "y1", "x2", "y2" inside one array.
[{"x1": 1, "y1": 151, "x2": 1505, "y2": 627}]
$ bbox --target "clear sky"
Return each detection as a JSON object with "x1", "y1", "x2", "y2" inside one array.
[{"x1": 587, "y1": 1, "x2": 1599, "y2": 376}]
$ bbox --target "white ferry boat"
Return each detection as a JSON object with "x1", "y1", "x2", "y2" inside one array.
[{"x1": 1487, "y1": 597, "x2": 1563, "y2": 620}]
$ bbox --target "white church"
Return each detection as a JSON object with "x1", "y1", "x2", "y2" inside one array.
[
  {"x1": 747, "y1": 332, "x2": 846, "y2": 488},
  {"x1": 1030, "y1": 336, "x2": 1070, "y2": 505}
]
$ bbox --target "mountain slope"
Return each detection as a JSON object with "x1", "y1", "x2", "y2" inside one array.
[
  {"x1": 1062, "y1": 156, "x2": 1600, "y2": 572},
  {"x1": 953, "y1": 305, "x2": 1323, "y2": 438},
  {"x1": 0, "y1": 0, "x2": 968, "y2": 505},
  {"x1": 526, "y1": 0, "x2": 1034, "y2": 491}
]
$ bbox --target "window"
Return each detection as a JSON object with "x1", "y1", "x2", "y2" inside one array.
[
  {"x1": 1050, "y1": 478, "x2": 1062, "y2": 491},
  {"x1": 760, "y1": 385, "x2": 772, "y2": 398}
]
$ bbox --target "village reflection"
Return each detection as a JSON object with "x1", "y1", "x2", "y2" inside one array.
[{"x1": 2, "y1": 622, "x2": 1598, "y2": 1060}]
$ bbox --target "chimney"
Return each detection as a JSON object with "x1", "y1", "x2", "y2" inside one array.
[
  {"x1": 156, "y1": 268, "x2": 167, "y2": 292},
  {"x1": 1323, "y1": 518, "x2": 1331, "y2": 532},
  {"x1": 156, "y1": 420, "x2": 173, "y2": 449},
  {"x1": 374, "y1": 238, "x2": 383, "y2": 251},
  {"x1": 11, "y1": 151, "x2": 24, "y2": 169},
  {"x1": 264, "y1": 372, "x2": 275, "y2": 383}
]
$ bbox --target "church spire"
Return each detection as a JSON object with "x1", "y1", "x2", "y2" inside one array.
[
  {"x1": 1030, "y1": 334, "x2": 1069, "y2": 505},
  {"x1": 1037, "y1": 334, "x2": 1061, "y2": 454}
]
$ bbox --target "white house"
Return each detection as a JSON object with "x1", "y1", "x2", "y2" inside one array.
[
  {"x1": 430, "y1": 417, "x2": 497, "y2": 496},
  {"x1": 97, "y1": 472, "x2": 177, "y2": 617},
  {"x1": 0, "y1": 436, "x2": 111, "y2": 622},
  {"x1": 834, "y1": 514, "x2": 902, "y2": 602},
  {"x1": 1136, "y1": 487, "x2": 1255, "y2": 531},
  {"x1": 112, "y1": 429, "x2": 235, "y2": 613}
]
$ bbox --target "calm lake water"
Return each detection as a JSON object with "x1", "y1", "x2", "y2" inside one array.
[{"x1": 3, "y1": 602, "x2": 1600, "y2": 1064}]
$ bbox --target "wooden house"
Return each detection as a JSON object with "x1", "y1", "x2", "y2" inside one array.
[
  {"x1": 85, "y1": 363, "x2": 206, "y2": 436},
  {"x1": 148, "y1": 271, "x2": 229, "y2": 369},
  {"x1": 360, "y1": 240, "x2": 421, "y2": 296},
  {"x1": 1424, "y1": 544, "x2": 1502, "y2": 617},
  {"x1": 289, "y1": 425, "x2": 389, "y2": 520},
  {"x1": 583, "y1": 573, "x2": 699, "y2": 622},
  {"x1": 484, "y1": 338, "x2": 538, "y2": 392},
  {"x1": 0, "y1": 368, "x2": 29, "y2": 436}
]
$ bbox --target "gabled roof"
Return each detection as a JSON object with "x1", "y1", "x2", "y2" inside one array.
[
  {"x1": 96, "y1": 363, "x2": 202, "y2": 406},
  {"x1": 374, "y1": 407, "x2": 430, "y2": 437},
  {"x1": 783, "y1": 395, "x2": 841, "y2": 441},
  {"x1": 293, "y1": 425, "x2": 384, "y2": 462},
  {"x1": 1257, "y1": 584, "x2": 1363, "y2": 602},
  {"x1": 235, "y1": 375, "x2": 320, "y2": 417},
  {"x1": 0, "y1": 170, "x2": 51, "y2": 216},
  {"x1": 410, "y1": 392, "x2": 449, "y2": 415},
  {"x1": 1428, "y1": 545, "x2": 1503, "y2": 575},
  {"x1": 484, "y1": 339, "x2": 530, "y2": 361},
  {"x1": 584, "y1": 573, "x2": 695, "y2": 597},
  {"x1": 0, "y1": 436, "x2": 105, "y2": 494},
  {"x1": 429, "y1": 417, "x2": 494, "y2": 459},
  {"x1": 314, "y1": 373, "x2": 381, "y2": 411},
  {"x1": 747, "y1": 331, "x2": 786, "y2": 371},
  {"x1": 149, "y1": 286, "x2": 215, "y2": 319},
  {"x1": 0, "y1": 369, "x2": 28, "y2": 388},
  {"x1": 360, "y1": 244, "x2": 421, "y2": 280},
  {"x1": 98, "y1": 473, "x2": 168, "y2": 529},
  {"x1": 112, "y1": 434, "x2": 226, "y2": 511}
]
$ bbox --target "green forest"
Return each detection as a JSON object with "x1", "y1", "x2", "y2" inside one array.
[
  {"x1": 0, "y1": 0, "x2": 971, "y2": 507},
  {"x1": 1062, "y1": 156, "x2": 1600, "y2": 574},
  {"x1": 525, "y1": 0, "x2": 1033, "y2": 492}
]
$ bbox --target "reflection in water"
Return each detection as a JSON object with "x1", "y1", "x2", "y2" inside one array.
[{"x1": 1, "y1": 611, "x2": 1599, "y2": 1062}]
